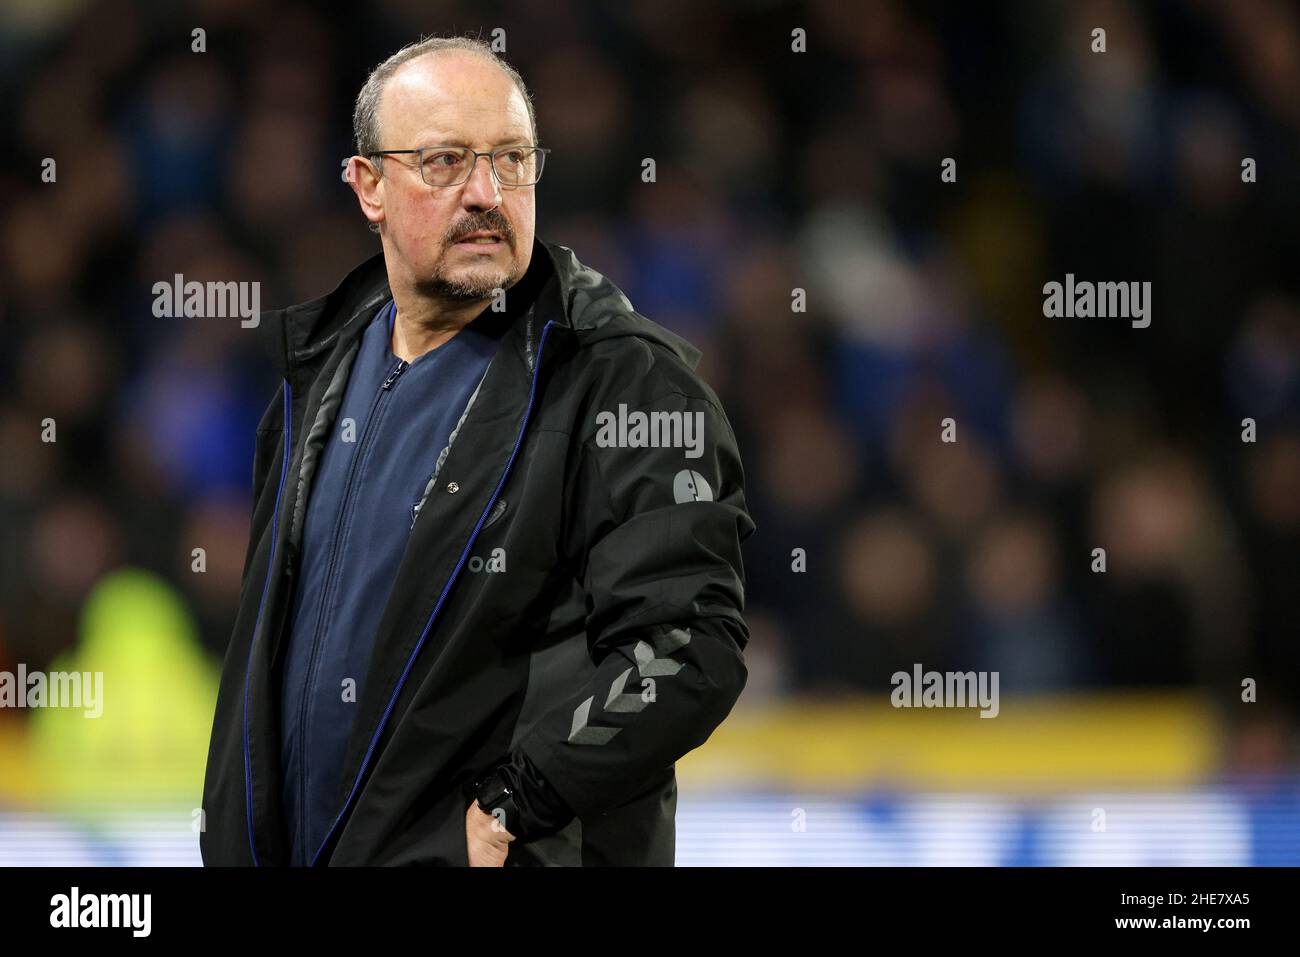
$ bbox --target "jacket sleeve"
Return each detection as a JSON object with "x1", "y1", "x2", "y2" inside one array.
[
  {"x1": 236, "y1": 383, "x2": 290, "y2": 588},
  {"x1": 500, "y1": 345, "x2": 755, "y2": 836}
]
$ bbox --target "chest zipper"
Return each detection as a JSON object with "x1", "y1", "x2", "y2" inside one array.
[
  {"x1": 382, "y1": 360, "x2": 408, "y2": 390},
  {"x1": 293, "y1": 355, "x2": 406, "y2": 863}
]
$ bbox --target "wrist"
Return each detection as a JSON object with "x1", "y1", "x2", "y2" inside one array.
[
  {"x1": 473, "y1": 768, "x2": 521, "y2": 838},
  {"x1": 473, "y1": 751, "x2": 575, "y2": 843}
]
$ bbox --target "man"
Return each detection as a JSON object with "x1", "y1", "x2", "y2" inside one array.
[{"x1": 199, "y1": 35, "x2": 754, "y2": 866}]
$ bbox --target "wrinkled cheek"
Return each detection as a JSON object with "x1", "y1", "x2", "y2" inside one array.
[
  {"x1": 391, "y1": 193, "x2": 447, "y2": 258},
  {"x1": 400, "y1": 222, "x2": 446, "y2": 270}
]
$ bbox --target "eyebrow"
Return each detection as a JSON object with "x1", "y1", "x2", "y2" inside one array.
[{"x1": 415, "y1": 133, "x2": 533, "y2": 147}]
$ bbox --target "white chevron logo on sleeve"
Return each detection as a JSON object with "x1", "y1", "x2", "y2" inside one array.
[{"x1": 566, "y1": 627, "x2": 692, "y2": 745}]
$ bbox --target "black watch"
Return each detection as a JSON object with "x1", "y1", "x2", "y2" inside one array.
[{"x1": 473, "y1": 769, "x2": 521, "y2": 837}]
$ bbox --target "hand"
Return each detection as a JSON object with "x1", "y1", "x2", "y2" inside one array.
[{"x1": 466, "y1": 799, "x2": 516, "y2": 867}]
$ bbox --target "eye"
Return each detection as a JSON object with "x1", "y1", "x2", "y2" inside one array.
[{"x1": 425, "y1": 150, "x2": 465, "y2": 168}]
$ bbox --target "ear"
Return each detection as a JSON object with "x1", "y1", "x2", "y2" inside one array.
[{"x1": 347, "y1": 155, "x2": 385, "y2": 230}]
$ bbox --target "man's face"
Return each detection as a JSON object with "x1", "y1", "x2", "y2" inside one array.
[{"x1": 362, "y1": 52, "x2": 536, "y2": 302}]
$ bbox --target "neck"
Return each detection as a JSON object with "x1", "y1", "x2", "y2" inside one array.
[{"x1": 388, "y1": 294, "x2": 489, "y2": 362}]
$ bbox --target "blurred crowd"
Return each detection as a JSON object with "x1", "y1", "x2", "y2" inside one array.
[{"x1": 1, "y1": 0, "x2": 1297, "y2": 765}]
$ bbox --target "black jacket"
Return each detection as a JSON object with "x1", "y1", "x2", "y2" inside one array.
[{"x1": 199, "y1": 236, "x2": 755, "y2": 866}]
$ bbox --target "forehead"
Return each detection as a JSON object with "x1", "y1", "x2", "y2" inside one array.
[{"x1": 379, "y1": 51, "x2": 532, "y2": 147}]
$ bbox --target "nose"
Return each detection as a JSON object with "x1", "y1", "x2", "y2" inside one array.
[{"x1": 461, "y1": 153, "x2": 502, "y2": 210}]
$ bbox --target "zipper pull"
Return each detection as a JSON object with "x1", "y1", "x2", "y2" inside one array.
[{"x1": 382, "y1": 359, "x2": 409, "y2": 391}]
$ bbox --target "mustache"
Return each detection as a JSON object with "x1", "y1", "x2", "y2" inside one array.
[{"x1": 445, "y1": 213, "x2": 514, "y2": 245}]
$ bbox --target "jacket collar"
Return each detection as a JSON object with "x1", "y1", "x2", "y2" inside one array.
[{"x1": 256, "y1": 234, "x2": 703, "y2": 378}]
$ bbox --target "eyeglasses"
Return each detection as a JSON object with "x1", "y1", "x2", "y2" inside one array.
[{"x1": 365, "y1": 145, "x2": 551, "y2": 188}]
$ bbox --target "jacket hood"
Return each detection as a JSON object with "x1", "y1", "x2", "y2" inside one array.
[
  {"x1": 541, "y1": 240, "x2": 703, "y2": 368},
  {"x1": 260, "y1": 236, "x2": 702, "y2": 375}
]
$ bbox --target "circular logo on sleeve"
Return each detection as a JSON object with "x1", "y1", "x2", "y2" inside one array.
[{"x1": 673, "y1": 469, "x2": 713, "y2": 503}]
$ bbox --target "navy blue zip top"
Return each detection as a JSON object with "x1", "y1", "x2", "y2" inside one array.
[{"x1": 274, "y1": 298, "x2": 504, "y2": 865}]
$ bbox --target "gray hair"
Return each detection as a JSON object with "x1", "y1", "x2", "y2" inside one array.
[{"x1": 352, "y1": 35, "x2": 538, "y2": 158}]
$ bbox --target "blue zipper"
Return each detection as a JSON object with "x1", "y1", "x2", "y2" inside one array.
[
  {"x1": 309, "y1": 318, "x2": 556, "y2": 866},
  {"x1": 243, "y1": 379, "x2": 294, "y2": 866},
  {"x1": 290, "y1": 352, "x2": 407, "y2": 863}
]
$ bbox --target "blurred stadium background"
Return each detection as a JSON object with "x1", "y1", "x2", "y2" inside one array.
[{"x1": 1, "y1": 0, "x2": 1298, "y2": 865}]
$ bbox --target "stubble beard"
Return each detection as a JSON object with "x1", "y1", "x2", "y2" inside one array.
[{"x1": 422, "y1": 245, "x2": 522, "y2": 302}]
